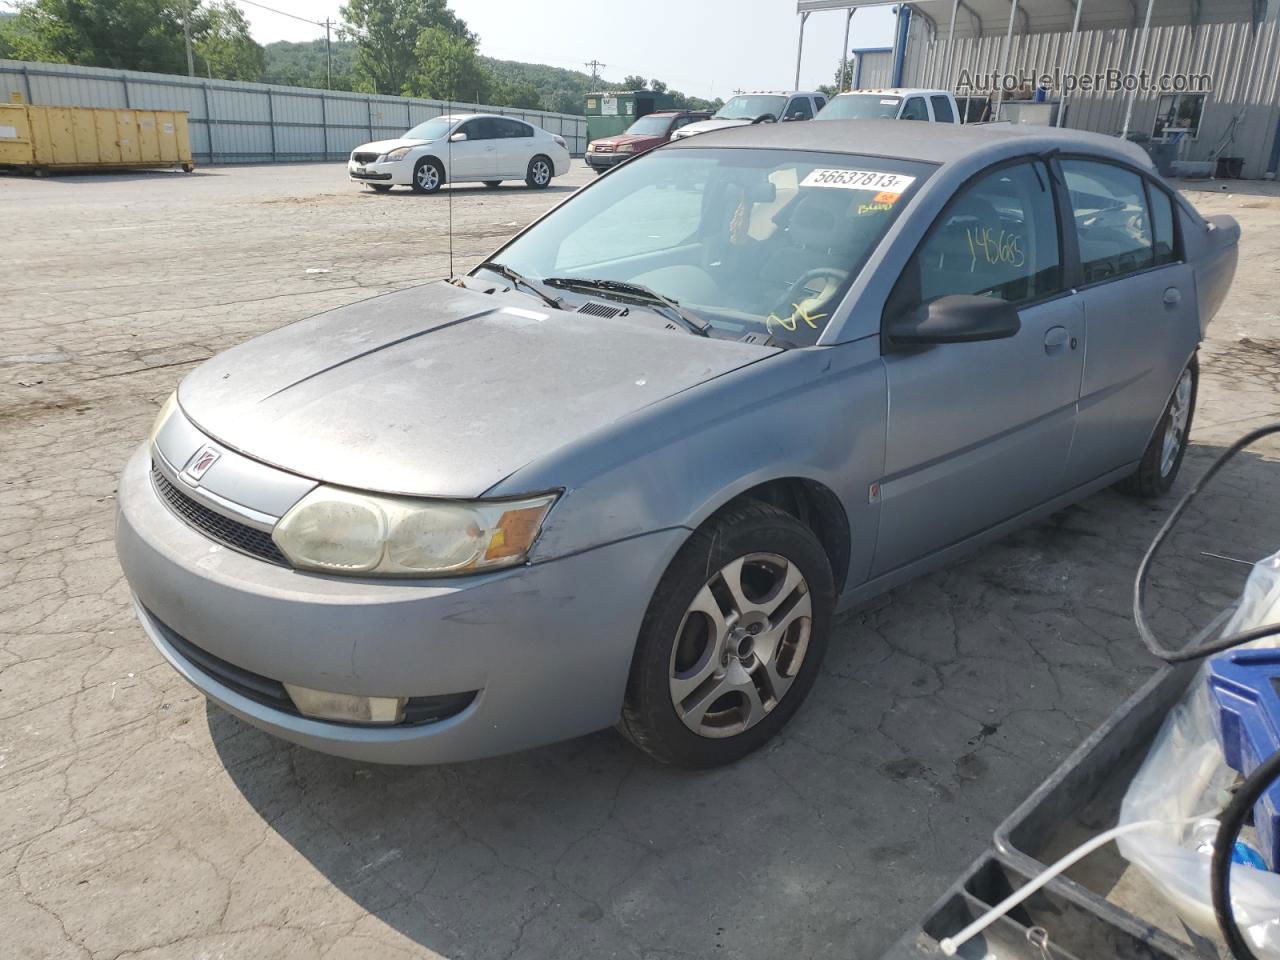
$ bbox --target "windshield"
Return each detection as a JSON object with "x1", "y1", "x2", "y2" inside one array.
[
  {"x1": 818, "y1": 94, "x2": 902, "y2": 120},
  {"x1": 488, "y1": 148, "x2": 929, "y2": 346},
  {"x1": 625, "y1": 115, "x2": 674, "y2": 137},
  {"x1": 715, "y1": 95, "x2": 788, "y2": 120},
  {"x1": 403, "y1": 117, "x2": 455, "y2": 141}
]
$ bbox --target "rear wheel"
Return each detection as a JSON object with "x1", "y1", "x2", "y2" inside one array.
[
  {"x1": 483, "y1": 180, "x2": 502, "y2": 188},
  {"x1": 619, "y1": 501, "x2": 834, "y2": 767},
  {"x1": 526, "y1": 155, "x2": 552, "y2": 189},
  {"x1": 410, "y1": 158, "x2": 443, "y2": 194},
  {"x1": 1117, "y1": 357, "x2": 1198, "y2": 498}
]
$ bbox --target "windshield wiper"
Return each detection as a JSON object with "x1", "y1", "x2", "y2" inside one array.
[
  {"x1": 477, "y1": 261, "x2": 563, "y2": 310},
  {"x1": 543, "y1": 277, "x2": 710, "y2": 336}
]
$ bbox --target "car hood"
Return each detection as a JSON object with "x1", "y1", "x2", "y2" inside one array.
[
  {"x1": 177, "y1": 282, "x2": 777, "y2": 498},
  {"x1": 594, "y1": 133, "x2": 660, "y2": 148},
  {"x1": 677, "y1": 118, "x2": 752, "y2": 136},
  {"x1": 352, "y1": 138, "x2": 429, "y2": 154}
]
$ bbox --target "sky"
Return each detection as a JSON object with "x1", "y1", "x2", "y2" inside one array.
[{"x1": 231, "y1": 0, "x2": 898, "y2": 100}]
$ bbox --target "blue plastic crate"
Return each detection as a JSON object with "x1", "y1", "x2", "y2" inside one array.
[{"x1": 1206, "y1": 649, "x2": 1280, "y2": 871}]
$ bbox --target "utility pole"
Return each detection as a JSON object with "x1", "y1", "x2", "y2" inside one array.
[
  {"x1": 182, "y1": 2, "x2": 195, "y2": 77},
  {"x1": 584, "y1": 60, "x2": 606, "y2": 86},
  {"x1": 324, "y1": 19, "x2": 333, "y2": 90}
]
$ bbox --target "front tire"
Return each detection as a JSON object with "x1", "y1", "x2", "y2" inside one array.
[
  {"x1": 410, "y1": 158, "x2": 444, "y2": 194},
  {"x1": 1117, "y1": 357, "x2": 1198, "y2": 498},
  {"x1": 620, "y1": 501, "x2": 834, "y2": 768},
  {"x1": 526, "y1": 155, "x2": 553, "y2": 189}
]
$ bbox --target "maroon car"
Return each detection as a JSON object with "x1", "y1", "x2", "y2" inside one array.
[{"x1": 585, "y1": 111, "x2": 711, "y2": 173}]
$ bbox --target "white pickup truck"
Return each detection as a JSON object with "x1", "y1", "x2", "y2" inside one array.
[{"x1": 816, "y1": 88, "x2": 962, "y2": 124}]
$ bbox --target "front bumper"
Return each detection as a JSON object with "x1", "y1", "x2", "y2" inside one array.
[
  {"x1": 115, "y1": 444, "x2": 685, "y2": 764},
  {"x1": 348, "y1": 159, "x2": 405, "y2": 184},
  {"x1": 586, "y1": 151, "x2": 630, "y2": 170}
]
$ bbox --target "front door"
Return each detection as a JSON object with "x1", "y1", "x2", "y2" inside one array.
[
  {"x1": 872, "y1": 159, "x2": 1084, "y2": 575},
  {"x1": 1058, "y1": 158, "x2": 1201, "y2": 485},
  {"x1": 448, "y1": 118, "x2": 496, "y2": 180}
]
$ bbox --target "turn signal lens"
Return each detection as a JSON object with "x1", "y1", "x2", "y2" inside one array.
[{"x1": 149, "y1": 391, "x2": 179, "y2": 445}]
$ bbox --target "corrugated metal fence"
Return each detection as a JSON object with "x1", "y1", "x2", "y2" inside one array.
[
  {"x1": 899, "y1": 14, "x2": 1280, "y2": 178},
  {"x1": 0, "y1": 59, "x2": 589, "y2": 162}
]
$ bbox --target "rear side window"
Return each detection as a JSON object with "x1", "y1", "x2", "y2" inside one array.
[
  {"x1": 814, "y1": 96, "x2": 827, "y2": 111},
  {"x1": 900, "y1": 97, "x2": 929, "y2": 121},
  {"x1": 1061, "y1": 159, "x2": 1155, "y2": 283},
  {"x1": 494, "y1": 118, "x2": 532, "y2": 138},
  {"x1": 1148, "y1": 183, "x2": 1178, "y2": 265},
  {"x1": 930, "y1": 95, "x2": 955, "y2": 123},
  {"x1": 893, "y1": 160, "x2": 1062, "y2": 308}
]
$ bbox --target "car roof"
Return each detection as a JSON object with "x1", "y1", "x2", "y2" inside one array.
[
  {"x1": 728, "y1": 90, "x2": 823, "y2": 97},
  {"x1": 836, "y1": 88, "x2": 951, "y2": 98},
  {"x1": 666, "y1": 117, "x2": 1152, "y2": 169}
]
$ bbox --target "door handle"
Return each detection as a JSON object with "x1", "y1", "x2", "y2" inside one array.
[
  {"x1": 1043, "y1": 325, "x2": 1071, "y2": 355},
  {"x1": 1163, "y1": 287, "x2": 1182, "y2": 306}
]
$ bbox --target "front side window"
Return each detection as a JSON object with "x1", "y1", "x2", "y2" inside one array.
[
  {"x1": 671, "y1": 115, "x2": 699, "y2": 131},
  {"x1": 900, "y1": 97, "x2": 929, "y2": 121},
  {"x1": 714, "y1": 95, "x2": 788, "y2": 121},
  {"x1": 785, "y1": 98, "x2": 814, "y2": 120},
  {"x1": 460, "y1": 118, "x2": 495, "y2": 141},
  {"x1": 1148, "y1": 183, "x2": 1178, "y2": 266},
  {"x1": 818, "y1": 94, "x2": 901, "y2": 120},
  {"x1": 492, "y1": 149, "x2": 931, "y2": 345},
  {"x1": 893, "y1": 160, "x2": 1062, "y2": 309},
  {"x1": 1062, "y1": 159, "x2": 1155, "y2": 284}
]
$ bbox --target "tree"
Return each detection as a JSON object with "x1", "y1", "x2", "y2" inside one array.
[
  {"x1": 1, "y1": 0, "x2": 192, "y2": 73},
  {"x1": 409, "y1": 25, "x2": 489, "y2": 102},
  {"x1": 340, "y1": 0, "x2": 470, "y2": 95},
  {"x1": 194, "y1": 1, "x2": 263, "y2": 81},
  {"x1": 621, "y1": 74, "x2": 647, "y2": 91},
  {"x1": 648, "y1": 78, "x2": 667, "y2": 95},
  {"x1": 821, "y1": 60, "x2": 855, "y2": 99},
  {"x1": 489, "y1": 78, "x2": 542, "y2": 110}
]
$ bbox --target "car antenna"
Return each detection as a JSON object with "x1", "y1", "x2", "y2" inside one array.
[{"x1": 447, "y1": 96, "x2": 455, "y2": 279}]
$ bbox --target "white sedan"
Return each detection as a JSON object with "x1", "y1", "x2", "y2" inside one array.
[{"x1": 348, "y1": 113, "x2": 571, "y2": 194}]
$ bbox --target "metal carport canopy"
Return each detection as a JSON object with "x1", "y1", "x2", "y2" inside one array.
[{"x1": 796, "y1": 0, "x2": 1262, "y2": 39}]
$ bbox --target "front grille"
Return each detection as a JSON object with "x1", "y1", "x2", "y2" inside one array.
[
  {"x1": 151, "y1": 463, "x2": 289, "y2": 566},
  {"x1": 351, "y1": 151, "x2": 380, "y2": 164},
  {"x1": 593, "y1": 144, "x2": 613, "y2": 153},
  {"x1": 152, "y1": 607, "x2": 477, "y2": 726}
]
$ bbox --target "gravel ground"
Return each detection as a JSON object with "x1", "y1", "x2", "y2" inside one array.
[{"x1": 2, "y1": 160, "x2": 1279, "y2": 960}]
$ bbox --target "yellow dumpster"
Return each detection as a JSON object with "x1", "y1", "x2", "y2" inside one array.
[{"x1": 0, "y1": 103, "x2": 194, "y2": 175}]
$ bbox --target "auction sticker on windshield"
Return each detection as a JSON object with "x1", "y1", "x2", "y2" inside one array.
[{"x1": 801, "y1": 169, "x2": 916, "y2": 193}]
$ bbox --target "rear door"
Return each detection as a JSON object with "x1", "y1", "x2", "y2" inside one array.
[
  {"x1": 872, "y1": 159, "x2": 1085, "y2": 575},
  {"x1": 492, "y1": 118, "x2": 534, "y2": 177},
  {"x1": 1057, "y1": 158, "x2": 1200, "y2": 486},
  {"x1": 930, "y1": 94, "x2": 956, "y2": 124}
]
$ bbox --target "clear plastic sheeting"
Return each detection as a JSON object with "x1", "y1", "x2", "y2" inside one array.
[{"x1": 1118, "y1": 550, "x2": 1280, "y2": 957}]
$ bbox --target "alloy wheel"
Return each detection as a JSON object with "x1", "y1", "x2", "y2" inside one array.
[
  {"x1": 532, "y1": 159, "x2": 551, "y2": 185},
  {"x1": 668, "y1": 553, "x2": 812, "y2": 738},
  {"x1": 417, "y1": 164, "x2": 439, "y2": 190},
  {"x1": 1160, "y1": 368, "x2": 1193, "y2": 477}
]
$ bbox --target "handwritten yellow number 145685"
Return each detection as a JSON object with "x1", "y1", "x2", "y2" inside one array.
[{"x1": 966, "y1": 227, "x2": 1026, "y2": 268}]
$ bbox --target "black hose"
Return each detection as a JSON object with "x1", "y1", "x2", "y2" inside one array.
[
  {"x1": 1133, "y1": 422, "x2": 1280, "y2": 663},
  {"x1": 1211, "y1": 748, "x2": 1280, "y2": 960}
]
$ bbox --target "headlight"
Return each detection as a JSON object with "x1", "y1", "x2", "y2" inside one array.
[
  {"x1": 379, "y1": 146, "x2": 412, "y2": 162},
  {"x1": 149, "y1": 391, "x2": 178, "y2": 444},
  {"x1": 272, "y1": 486, "x2": 558, "y2": 577},
  {"x1": 616, "y1": 143, "x2": 635, "y2": 153}
]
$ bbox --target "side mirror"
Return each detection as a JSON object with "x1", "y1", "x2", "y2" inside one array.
[
  {"x1": 450, "y1": 132, "x2": 468, "y2": 142},
  {"x1": 886, "y1": 294, "x2": 1021, "y2": 348}
]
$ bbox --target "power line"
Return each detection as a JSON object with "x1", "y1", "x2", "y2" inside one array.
[
  {"x1": 584, "y1": 59, "x2": 607, "y2": 85},
  {"x1": 235, "y1": 0, "x2": 327, "y2": 28}
]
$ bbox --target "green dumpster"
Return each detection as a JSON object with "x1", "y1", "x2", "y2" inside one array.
[{"x1": 585, "y1": 90, "x2": 679, "y2": 143}]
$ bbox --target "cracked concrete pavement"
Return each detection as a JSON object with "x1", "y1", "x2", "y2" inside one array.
[{"x1": 2, "y1": 161, "x2": 1279, "y2": 960}]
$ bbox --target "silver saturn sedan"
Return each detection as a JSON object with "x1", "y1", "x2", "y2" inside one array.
[{"x1": 117, "y1": 120, "x2": 1239, "y2": 768}]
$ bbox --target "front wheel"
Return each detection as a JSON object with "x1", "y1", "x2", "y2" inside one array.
[
  {"x1": 410, "y1": 158, "x2": 443, "y2": 194},
  {"x1": 1117, "y1": 357, "x2": 1198, "y2": 498},
  {"x1": 619, "y1": 501, "x2": 834, "y2": 767},
  {"x1": 525, "y1": 155, "x2": 553, "y2": 189}
]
